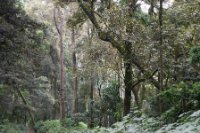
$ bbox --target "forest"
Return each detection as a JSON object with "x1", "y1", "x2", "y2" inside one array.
[{"x1": 0, "y1": 0, "x2": 200, "y2": 132}]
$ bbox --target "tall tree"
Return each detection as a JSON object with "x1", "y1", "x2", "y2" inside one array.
[
  {"x1": 72, "y1": 0, "x2": 160, "y2": 115},
  {"x1": 71, "y1": 27, "x2": 79, "y2": 113},
  {"x1": 53, "y1": 6, "x2": 66, "y2": 120},
  {"x1": 158, "y1": 0, "x2": 164, "y2": 113}
]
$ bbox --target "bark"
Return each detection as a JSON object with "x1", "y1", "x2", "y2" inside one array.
[
  {"x1": 148, "y1": 0, "x2": 155, "y2": 15},
  {"x1": 158, "y1": 0, "x2": 164, "y2": 113},
  {"x1": 133, "y1": 89, "x2": 141, "y2": 109},
  {"x1": 72, "y1": 27, "x2": 78, "y2": 113},
  {"x1": 54, "y1": 7, "x2": 65, "y2": 121},
  {"x1": 89, "y1": 73, "x2": 94, "y2": 128},
  {"x1": 159, "y1": 0, "x2": 164, "y2": 91},
  {"x1": 85, "y1": 96, "x2": 89, "y2": 112},
  {"x1": 123, "y1": 41, "x2": 133, "y2": 115},
  {"x1": 173, "y1": 47, "x2": 178, "y2": 82},
  {"x1": 59, "y1": 28, "x2": 65, "y2": 120},
  {"x1": 50, "y1": 40, "x2": 59, "y2": 119},
  {"x1": 28, "y1": 127, "x2": 35, "y2": 133},
  {"x1": 140, "y1": 84, "x2": 146, "y2": 104},
  {"x1": 51, "y1": 77, "x2": 58, "y2": 119}
]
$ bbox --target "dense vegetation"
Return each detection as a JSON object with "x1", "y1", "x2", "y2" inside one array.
[{"x1": 0, "y1": 0, "x2": 199, "y2": 132}]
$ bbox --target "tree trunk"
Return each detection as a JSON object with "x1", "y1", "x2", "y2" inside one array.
[
  {"x1": 28, "y1": 127, "x2": 35, "y2": 133},
  {"x1": 140, "y1": 84, "x2": 146, "y2": 104},
  {"x1": 123, "y1": 41, "x2": 133, "y2": 116},
  {"x1": 89, "y1": 73, "x2": 94, "y2": 128},
  {"x1": 49, "y1": 39, "x2": 59, "y2": 119},
  {"x1": 158, "y1": 0, "x2": 164, "y2": 113},
  {"x1": 159, "y1": 0, "x2": 164, "y2": 91},
  {"x1": 60, "y1": 31, "x2": 65, "y2": 120},
  {"x1": 132, "y1": 89, "x2": 141, "y2": 109},
  {"x1": 148, "y1": 0, "x2": 155, "y2": 15},
  {"x1": 53, "y1": 7, "x2": 65, "y2": 121},
  {"x1": 51, "y1": 77, "x2": 58, "y2": 119},
  {"x1": 71, "y1": 27, "x2": 78, "y2": 113}
]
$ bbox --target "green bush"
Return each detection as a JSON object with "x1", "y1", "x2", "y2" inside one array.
[
  {"x1": 77, "y1": 122, "x2": 87, "y2": 129},
  {"x1": 190, "y1": 46, "x2": 200, "y2": 70},
  {"x1": 0, "y1": 123, "x2": 27, "y2": 133},
  {"x1": 152, "y1": 82, "x2": 200, "y2": 123},
  {"x1": 101, "y1": 82, "x2": 123, "y2": 121},
  {"x1": 62, "y1": 118, "x2": 75, "y2": 127},
  {"x1": 34, "y1": 119, "x2": 88, "y2": 133},
  {"x1": 35, "y1": 120, "x2": 67, "y2": 133}
]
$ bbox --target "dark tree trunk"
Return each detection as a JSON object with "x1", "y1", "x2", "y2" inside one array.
[
  {"x1": 158, "y1": 0, "x2": 164, "y2": 113},
  {"x1": 149, "y1": 0, "x2": 155, "y2": 15},
  {"x1": 72, "y1": 27, "x2": 78, "y2": 113},
  {"x1": 123, "y1": 41, "x2": 133, "y2": 116},
  {"x1": 51, "y1": 77, "x2": 58, "y2": 119},
  {"x1": 159, "y1": 0, "x2": 164, "y2": 91},
  {"x1": 89, "y1": 73, "x2": 94, "y2": 128}
]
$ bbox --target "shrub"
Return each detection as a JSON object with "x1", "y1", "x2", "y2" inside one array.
[
  {"x1": 62, "y1": 118, "x2": 75, "y2": 127},
  {"x1": 151, "y1": 82, "x2": 200, "y2": 123},
  {"x1": 35, "y1": 120, "x2": 67, "y2": 133},
  {"x1": 190, "y1": 46, "x2": 200, "y2": 70},
  {"x1": 0, "y1": 123, "x2": 27, "y2": 133}
]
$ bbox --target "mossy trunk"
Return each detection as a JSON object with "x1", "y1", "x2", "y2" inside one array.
[{"x1": 123, "y1": 41, "x2": 133, "y2": 116}]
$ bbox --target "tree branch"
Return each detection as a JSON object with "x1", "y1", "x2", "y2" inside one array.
[
  {"x1": 77, "y1": 0, "x2": 125, "y2": 53},
  {"x1": 53, "y1": 8, "x2": 61, "y2": 36},
  {"x1": 131, "y1": 52, "x2": 160, "y2": 89},
  {"x1": 15, "y1": 86, "x2": 35, "y2": 126},
  {"x1": 131, "y1": 69, "x2": 158, "y2": 90},
  {"x1": 77, "y1": 0, "x2": 160, "y2": 89}
]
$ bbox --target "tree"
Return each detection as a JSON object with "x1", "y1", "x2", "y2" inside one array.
[
  {"x1": 68, "y1": 0, "x2": 160, "y2": 115},
  {"x1": 71, "y1": 27, "x2": 79, "y2": 113},
  {"x1": 53, "y1": 6, "x2": 66, "y2": 121},
  {"x1": 158, "y1": 0, "x2": 164, "y2": 113},
  {"x1": 0, "y1": 0, "x2": 56, "y2": 128}
]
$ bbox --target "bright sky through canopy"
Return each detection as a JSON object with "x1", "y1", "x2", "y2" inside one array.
[{"x1": 140, "y1": 0, "x2": 174, "y2": 13}]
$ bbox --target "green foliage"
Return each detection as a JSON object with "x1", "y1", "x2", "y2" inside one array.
[
  {"x1": 35, "y1": 120, "x2": 66, "y2": 133},
  {"x1": 101, "y1": 82, "x2": 123, "y2": 121},
  {"x1": 0, "y1": 0, "x2": 54, "y2": 125},
  {"x1": 134, "y1": 11, "x2": 150, "y2": 25},
  {"x1": 1, "y1": 0, "x2": 200, "y2": 132},
  {"x1": 0, "y1": 122, "x2": 27, "y2": 133},
  {"x1": 77, "y1": 121, "x2": 87, "y2": 129},
  {"x1": 190, "y1": 46, "x2": 200, "y2": 70},
  {"x1": 35, "y1": 119, "x2": 88, "y2": 133},
  {"x1": 152, "y1": 82, "x2": 200, "y2": 123},
  {"x1": 62, "y1": 118, "x2": 76, "y2": 127}
]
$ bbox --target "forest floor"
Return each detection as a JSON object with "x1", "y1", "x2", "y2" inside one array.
[
  {"x1": 77, "y1": 109, "x2": 200, "y2": 133},
  {"x1": 1, "y1": 110, "x2": 200, "y2": 133}
]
